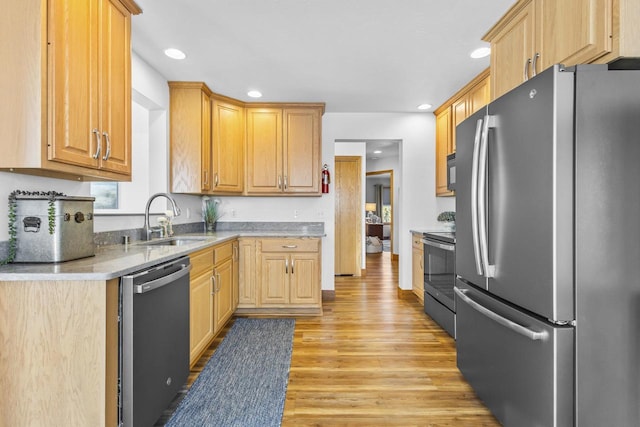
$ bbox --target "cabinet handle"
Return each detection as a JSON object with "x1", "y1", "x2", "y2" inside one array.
[
  {"x1": 204, "y1": 170, "x2": 209, "y2": 185},
  {"x1": 532, "y1": 52, "x2": 540, "y2": 77},
  {"x1": 284, "y1": 175, "x2": 288, "y2": 190},
  {"x1": 216, "y1": 273, "x2": 222, "y2": 292},
  {"x1": 214, "y1": 173, "x2": 219, "y2": 187},
  {"x1": 282, "y1": 245, "x2": 297, "y2": 249},
  {"x1": 285, "y1": 258, "x2": 288, "y2": 274},
  {"x1": 523, "y1": 58, "x2": 531, "y2": 81},
  {"x1": 233, "y1": 244, "x2": 238, "y2": 261},
  {"x1": 210, "y1": 275, "x2": 216, "y2": 294},
  {"x1": 102, "y1": 132, "x2": 111, "y2": 160},
  {"x1": 92, "y1": 129, "x2": 101, "y2": 159},
  {"x1": 291, "y1": 258, "x2": 294, "y2": 275},
  {"x1": 278, "y1": 175, "x2": 282, "y2": 189}
]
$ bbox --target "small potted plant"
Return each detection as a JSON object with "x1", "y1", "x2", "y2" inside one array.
[
  {"x1": 437, "y1": 211, "x2": 456, "y2": 231},
  {"x1": 202, "y1": 197, "x2": 223, "y2": 232}
]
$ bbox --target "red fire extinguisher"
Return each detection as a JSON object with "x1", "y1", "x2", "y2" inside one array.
[{"x1": 322, "y1": 164, "x2": 330, "y2": 194}]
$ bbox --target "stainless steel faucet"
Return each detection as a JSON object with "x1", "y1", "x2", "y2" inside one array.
[{"x1": 143, "y1": 193, "x2": 181, "y2": 240}]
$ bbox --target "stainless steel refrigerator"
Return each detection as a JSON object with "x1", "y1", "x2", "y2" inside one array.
[{"x1": 455, "y1": 64, "x2": 640, "y2": 427}]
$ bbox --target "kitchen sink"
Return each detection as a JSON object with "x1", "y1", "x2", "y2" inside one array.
[{"x1": 140, "y1": 237, "x2": 211, "y2": 247}]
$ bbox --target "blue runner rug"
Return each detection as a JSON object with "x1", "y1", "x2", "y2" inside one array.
[{"x1": 166, "y1": 318, "x2": 295, "y2": 427}]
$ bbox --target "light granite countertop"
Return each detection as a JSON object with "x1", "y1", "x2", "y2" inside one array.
[{"x1": 0, "y1": 230, "x2": 324, "y2": 281}]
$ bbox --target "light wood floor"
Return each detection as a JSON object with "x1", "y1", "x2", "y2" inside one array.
[
  {"x1": 161, "y1": 251, "x2": 499, "y2": 426},
  {"x1": 281, "y1": 252, "x2": 500, "y2": 426}
]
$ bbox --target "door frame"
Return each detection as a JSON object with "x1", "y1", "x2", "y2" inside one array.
[{"x1": 366, "y1": 169, "x2": 394, "y2": 258}]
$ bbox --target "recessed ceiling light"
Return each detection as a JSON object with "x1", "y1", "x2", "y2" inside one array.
[
  {"x1": 417, "y1": 103, "x2": 432, "y2": 110},
  {"x1": 164, "y1": 48, "x2": 186, "y2": 60},
  {"x1": 247, "y1": 90, "x2": 262, "y2": 98},
  {"x1": 470, "y1": 47, "x2": 491, "y2": 59},
  {"x1": 373, "y1": 150, "x2": 382, "y2": 154}
]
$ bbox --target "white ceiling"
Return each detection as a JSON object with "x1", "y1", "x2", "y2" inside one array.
[{"x1": 131, "y1": 0, "x2": 515, "y2": 113}]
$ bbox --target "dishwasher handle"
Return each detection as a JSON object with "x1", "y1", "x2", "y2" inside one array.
[{"x1": 132, "y1": 263, "x2": 191, "y2": 294}]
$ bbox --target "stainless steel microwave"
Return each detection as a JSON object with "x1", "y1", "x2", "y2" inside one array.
[{"x1": 447, "y1": 153, "x2": 456, "y2": 191}]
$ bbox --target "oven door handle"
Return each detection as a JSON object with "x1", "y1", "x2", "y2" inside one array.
[
  {"x1": 421, "y1": 238, "x2": 455, "y2": 252},
  {"x1": 131, "y1": 263, "x2": 192, "y2": 294}
]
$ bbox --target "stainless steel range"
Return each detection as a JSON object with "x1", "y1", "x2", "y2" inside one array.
[{"x1": 422, "y1": 231, "x2": 456, "y2": 337}]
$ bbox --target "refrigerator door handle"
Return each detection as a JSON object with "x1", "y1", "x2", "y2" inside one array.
[
  {"x1": 455, "y1": 287, "x2": 548, "y2": 341},
  {"x1": 471, "y1": 118, "x2": 484, "y2": 276},
  {"x1": 478, "y1": 115, "x2": 495, "y2": 278}
]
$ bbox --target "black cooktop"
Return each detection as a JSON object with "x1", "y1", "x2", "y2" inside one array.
[{"x1": 422, "y1": 231, "x2": 456, "y2": 244}]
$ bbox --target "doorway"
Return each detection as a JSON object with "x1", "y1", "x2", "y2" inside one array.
[
  {"x1": 335, "y1": 156, "x2": 362, "y2": 276},
  {"x1": 365, "y1": 169, "x2": 394, "y2": 259}
]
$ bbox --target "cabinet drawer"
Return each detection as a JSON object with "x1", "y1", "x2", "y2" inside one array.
[
  {"x1": 190, "y1": 247, "x2": 213, "y2": 277},
  {"x1": 260, "y1": 238, "x2": 319, "y2": 253},
  {"x1": 412, "y1": 233, "x2": 423, "y2": 249},
  {"x1": 213, "y1": 241, "x2": 234, "y2": 264}
]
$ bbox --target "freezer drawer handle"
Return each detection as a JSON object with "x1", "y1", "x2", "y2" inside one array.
[{"x1": 454, "y1": 287, "x2": 548, "y2": 341}]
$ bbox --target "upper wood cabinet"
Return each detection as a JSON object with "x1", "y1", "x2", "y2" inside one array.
[
  {"x1": 434, "y1": 69, "x2": 490, "y2": 196},
  {"x1": 484, "y1": 0, "x2": 640, "y2": 100},
  {"x1": 435, "y1": 109, "x2": 453, "y2": 197},
  {"x1": 246, "y1": 106, "x2": 323, "y2": 195},
  {"x1": 169, "y1": 84, "x2": 324, "y2": 196},
  {"x1": 211, "y1": 96, "x2": 245, "y2": 194},
  {"x1": 169, "y1": 82, "x2": 212, "y2": 194},
  {"x1": 0, "y1": 0, "x2": 140, "y2": 181}
]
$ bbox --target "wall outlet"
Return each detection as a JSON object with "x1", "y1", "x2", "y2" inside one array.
[
  {"x1": 186, "y1": 208, "x2": 191, "y2": 219},
  {"x1": 231, "y1": 209, "x2": 236, "y2": 218},
  {"x1": 294, "y1": 209, "x2": 299, "y2": 219}
]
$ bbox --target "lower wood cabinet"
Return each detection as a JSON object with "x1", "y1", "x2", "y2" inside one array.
[
  {"x1": 237, "y1": 237, "x2": 322, "y2": 315},
  {"x1": 189, "y1": 239, "x2": 238, "y2": 366},
  {"x1": 411, "y1": 233, "x2": 424, "y2": 303}
]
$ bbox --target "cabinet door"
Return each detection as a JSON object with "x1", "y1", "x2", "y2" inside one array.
[
  {"x1": 451, "y1": 97, "x2": 467, "y2": 154},
  {"x1": 535, "y1": 0, "x2": 612, "y2": 72},
  {"x1": 190, "y1": 271, "x2": 214, "y2": 364},
  {"x1": 232, "y1": 240, "x2": 239, "y2": 310},
  {"x1": 98, "y1": 0, "x2": 131, "y2": 175},
  {"x1": 169, "y1": 83, "x2": 212, "y2": 193},
  {"x1": 283, "y1": 108, "x2": 321, "y2": 194},
  {"x1": 201, "y1": 92, "x2": 212, "y2": 192},
  {"x1": 289, "y1": 253, "x2": 320, "y2": 305},
  {"x1": 468, "y1": 77, "x2": 491, "y2": 115},
  {"x1": 412, "y1": 246, "x2": 424, "y2": 301},
  {"x1": 246, "y1": 108, "x2": 283, "y2": 193},
  {"x1": 213, "y1": 258, "x2": 234, "y2": 333},
  {"x1": 435, "y1": 108, "x2": 453, "y2": 196},
  {"x1": 48, "y1": 0, "x2": 100, "y2": 168},
  {"x1": 259, "y1": 253, "x2": 289, "y2": 305},
  {"x1": 238, "y1": 239, "x2": 257, "y2": 307},
  {"x1": 212, "y1": 99, "x2": 244, "y2": 193},
  {"x1": 490, "y1": 1, "x2": 535, "y2": 99}
]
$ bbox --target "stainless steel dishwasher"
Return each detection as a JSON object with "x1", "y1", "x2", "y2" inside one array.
[{"x1": 119, "y1": 256, "x2": 191, "y2": 427}]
